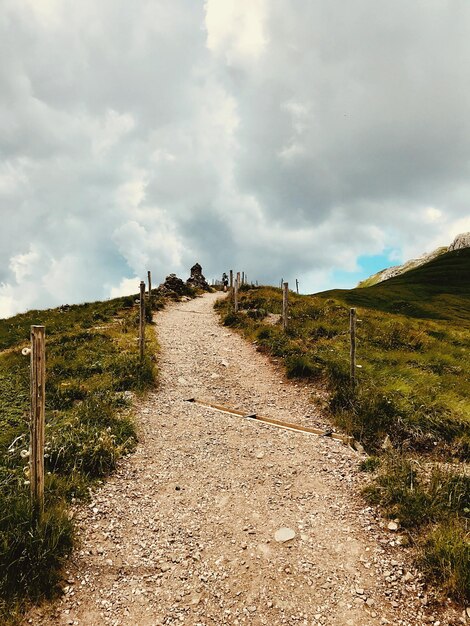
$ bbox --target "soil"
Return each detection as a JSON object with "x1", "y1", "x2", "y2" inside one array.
[{"x1": 25, "y1": 293, "x2": 462, "y2": 626}]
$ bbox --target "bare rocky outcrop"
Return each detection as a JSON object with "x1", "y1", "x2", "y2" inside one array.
[
  {"x1": 358, "y1": 232, "x2": 470, "y2": 287},
  {"x1": 449, "y1": 231, "x2": 470, "y2": 251}
]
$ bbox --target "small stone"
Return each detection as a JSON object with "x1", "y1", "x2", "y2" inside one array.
[
  {"x1": 366, "y1": 598, "x2": 375, "y2": 607},
  {"x1": 247, "y1": 606, "x2": 256, "y2": 613},
  {"x1": 256, "y1": 452, "x2": 265, "y2": 459},
  {"x1": 274, "y1": 527, "x2": 296, "y2": 543},
  {"x1": 387, "y1": 521, "x2": 399, "y2": 532},
  {"x1": 355, "y1": 588, "x2": 364, "y2": 596}
]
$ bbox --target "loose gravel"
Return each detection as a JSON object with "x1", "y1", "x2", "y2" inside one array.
[{"x1": 25, "y1": 293, "x2": 463, "y2": 626}]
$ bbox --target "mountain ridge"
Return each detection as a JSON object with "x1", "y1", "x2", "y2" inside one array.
[{"x1": 358, "y1": 231, "x2": 470, "y2": 287}]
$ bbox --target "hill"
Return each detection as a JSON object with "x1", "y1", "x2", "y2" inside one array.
[
  {"x1": 216, "y1": 254, "x2": 470, "y2": 602},
  {"x1": 326, "y1": 248, "x2": 470, "y2": 325},
  {"x1": 0, "y1": 292, "x2": 163, "y2": 622},
  {"x1": 357, "y1": 231, "x2": 470, "y2": 288}
]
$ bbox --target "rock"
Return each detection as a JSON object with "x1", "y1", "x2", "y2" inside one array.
[
  {"x1": 186, "y1": 262, "x2": 211, "y2": 291},
  {"x1": 255, "y1": 452, "x2": 265, "y2": 459},
  {"x1": 387, "y1": 521, "x2": 399, "y2": 531},
  {"x1": 159, "y1": 273, "x2": 188, "y2": 296},
  {"x1": 449, "y1": 232, "x2": 470, "y2": 251},
  {"x1": 274, "y1": 527, "x2": 296, "y2": 543}
]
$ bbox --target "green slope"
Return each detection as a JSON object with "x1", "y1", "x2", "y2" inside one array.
[{"x1": 322, "y1": 248, "x2": 470, "y2": 325}]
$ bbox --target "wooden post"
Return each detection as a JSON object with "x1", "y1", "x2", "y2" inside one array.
[
  {"x1": 282, "y1": 282, "x2": 288, "y2": 331},
  {"x1": 139, "y1": 281, "x2": 145, "y2": 361},
  {"x1": 147, "y1": 270, "x2": 152, "y2": 301},
  {"x1": 229, "y1": 269, "x2": 233, "y2": 294},
  {"x1": 30, "y1": 325, "x2": 45, "y2": 521},
  {"x1": 280, "y1": 277, "x2": 283, "y2": 289},
  {"x1": 350, "y1": 308, "x2": 357, "y2": 386},
  {"x1": 296, "y1": 279, "x2": 299, "y2": 294},
  {"x1": 234, "y1": 273, "x2": 240, "y2": 313}
]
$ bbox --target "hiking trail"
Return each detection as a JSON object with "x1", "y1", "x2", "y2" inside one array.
[{"x1": 26, "y1": 292, "x2": 450, "y2": 626}]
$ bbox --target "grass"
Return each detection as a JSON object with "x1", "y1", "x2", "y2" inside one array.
[
  {"x1": 215, "y1": 248, "x2": 470, "y2": 603},
  {"x1": 0, "y1": 284, "x2": 192, "y2": 623}
]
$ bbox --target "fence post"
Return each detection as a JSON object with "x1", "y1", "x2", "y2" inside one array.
[
  {"x1": 147, "y1": 270, "x2": 152, "y2": 301},
  {"x1": 350, "y1": 308, "x2": 357, "y2": 386},
  {"x1": 229, "y1": 269, "x2": 233, "y2": 295},
  {"x1": 139, "y1": 281, "x2": 145, "y2": 361},
  {"x1": 30, "y1": 325, "x2": 45, "y2": 521},
  {"x1": 234, "y1": 272, "x2": 240, "y2": 313},
  {"x1": 282, "y1": 282, "x2": 289, "y2": 331},
  {"x1": 296, "y1": 279, "x2": 299, "y2": 294}
]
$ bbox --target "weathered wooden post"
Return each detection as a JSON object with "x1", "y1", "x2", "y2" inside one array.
[
  {"x1": 229, "y1": 269, "x2": 233, "y2": 294},
  {"x1": 350, "y1": 308, "x2": 357, "y2": 386},
  {"x1": 30, "y1": 325, "x2": 45, "y2": 521},
  {"x1": 282, "y1": 282, "x2": 289, "y2": 331},
  {"x1": 139, "y1": 281, "x2": 145, "y2": 361},
  {"x1": 234, "y1": 272, "x2": 240, "y2": 313},
  {"x1": 147, "y1": 270, "x2": 152, "y2": 301},
  {"x1": 296, "y1": 279, "x2": 299, "y2": 294}
]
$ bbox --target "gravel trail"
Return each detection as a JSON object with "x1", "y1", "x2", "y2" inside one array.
[{"x1": 26, "y1": 293, "x2": 456, "y2": 626}]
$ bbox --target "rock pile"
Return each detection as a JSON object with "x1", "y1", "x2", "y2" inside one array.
[
  {"x1": 159, "y1": 273, "x2": 188, "y2": 296},
  {"x1": 186, "y1": 262, "x2": 211, "y2": 291}
]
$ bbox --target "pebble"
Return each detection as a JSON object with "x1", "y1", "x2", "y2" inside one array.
[{"x1": 274, "y1": 527, "x2": 296, "y2": 543}]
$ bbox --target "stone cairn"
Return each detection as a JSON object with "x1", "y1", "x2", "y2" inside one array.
[
  {"x1": 159, "y1": 273, "x2": 188, "y2": 296},
  {"x1": 186, "y1": 263, "x2": 211, "y2": 291}
]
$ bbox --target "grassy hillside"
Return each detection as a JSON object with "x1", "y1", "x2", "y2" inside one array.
[
  {"x1": 340, "y1": 248, "x2": 470, "y2": 324},
  {"x1": 0, "y1": 290, "x2": 174, "y2": 623},
  {"x1": 216, "y1": 249, "x2": 470, "y2": 602},
  {"x1": 357, "y1": 245, "x2": 449, "y2": 288}
]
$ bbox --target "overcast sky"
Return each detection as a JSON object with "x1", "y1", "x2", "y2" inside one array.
[{"x1": 1, "y1": 0, "x2": 470, "y2": 317}]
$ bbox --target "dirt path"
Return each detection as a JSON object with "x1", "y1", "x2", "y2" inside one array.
[{"x1": 26, "y1": 293, "x2": 453, "y2": 626}]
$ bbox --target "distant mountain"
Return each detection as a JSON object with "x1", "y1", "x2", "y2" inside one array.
[
  {"x1": 358, "y1": 232, "x2": 470, "y2": 287},
  {"x1": 323, "y1": 247, "x2": 470, "y2": 325}
]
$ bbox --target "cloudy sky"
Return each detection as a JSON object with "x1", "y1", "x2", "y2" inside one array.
[{"x1": 1, "y1": 0, "x2": 469, "y2": 317}]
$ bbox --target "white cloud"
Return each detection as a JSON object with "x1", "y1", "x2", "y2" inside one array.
[
  {"x1": 9, "y1": 245, "x2": 40, "y2": 282},
  {"x1": 108, "y1": 276, "x2": 141, "y2": 299},
  {"x1": 204, "y1": 0, "x2": 268, "y2": 62},
  {"x1": 424, "y1": 207, "x2": 443, "y2": 223},
  {"x1": 1, "y1": 0, "x2": 470, "y2": 317}
]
